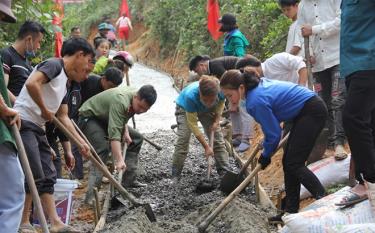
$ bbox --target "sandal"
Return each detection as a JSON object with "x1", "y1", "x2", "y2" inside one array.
[
  {"x1": 335, "y1": 190, "x2": 367, "y2": 207},
  {"x1": 50, "y1": 225, "x2": 81, "y2": 233},
  {"x1": 18, "y1": 223, "x2": 38, "y2": 233},
  {"x1": 334, "y1": 145, "x2": 348, "y2": 161}
]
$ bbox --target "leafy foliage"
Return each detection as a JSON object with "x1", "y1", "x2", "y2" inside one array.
[{"x1": 0, "y1": 0, "x2": 55, "y2": 59}]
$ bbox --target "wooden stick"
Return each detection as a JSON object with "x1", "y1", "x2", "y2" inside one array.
[
  {"x1": 304, "y1": 37, "x2": 314, "y2": 90},
  {"x1": 92, "y1": 200, "x2": 98, "y2": 225},
  {"x1": 11, "y1": 125, "x2": 50, "y2": 233},
  {"x1": 94, "y1": 187, "x2": 101, "y2": 218},
  {"x1": 93, "y1": 190, "x2": 111, "y2": 233}
]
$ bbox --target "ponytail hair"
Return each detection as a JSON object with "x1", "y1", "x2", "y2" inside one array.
[
  {"x1": 199, "y1": 75, "x2": 220, "y2": 96},
  {"x1": 220, "y1": 69, "x2": 260, "y2": 92}
]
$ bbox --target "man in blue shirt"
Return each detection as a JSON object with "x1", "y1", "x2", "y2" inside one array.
[{"x1": 338, "y1": 0, "x2": 375, "y2": 208}]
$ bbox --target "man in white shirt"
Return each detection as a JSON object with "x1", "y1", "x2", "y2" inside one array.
[
  {"x1": 297, "y1": 0, "x2": 347, "y2": 160},
  {"x1": 236, "y1": 52, "x2": 307, "y2": 85},
  {"x1": 279, "y1": 0, "x2": 304, "y2": 57}
]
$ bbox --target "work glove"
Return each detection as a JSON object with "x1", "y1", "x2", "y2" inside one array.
[{"x1": 258, "y1": 155, "x2": 271, "y2": 170}]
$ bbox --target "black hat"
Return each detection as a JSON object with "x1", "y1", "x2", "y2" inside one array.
[
  {"x1": 0, "y1": 0, "x2": 16, "y2": 23},
  {"x1": 218, "y1": 13, "x2": 236, "y2": 26}
]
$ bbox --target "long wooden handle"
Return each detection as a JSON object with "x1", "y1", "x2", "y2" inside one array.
[
  {"x1": 197, "y1": 133, "x2": 290, "y2": 232},
  {"x1": 117, "y1": 143, "x2": 127, "y2": 184},
  {"x1": 71, "y1": 120, "x2": 105, "y2": 166},
  {"x1": 238, "y1": 142, "x2": 262, "y2": 176},
  {"x1": 52, "y1": 117, "x2": 143, "y2": 206},
  {"x1": 198, "y1": 164, "x2": 262, "y2": 232},
  {"x1": 12, "y1": 125, "x2": 50, "y2": 233},
  {"x1": 304, "y1": 36, "x2": 313, "y2": 90},
  {"x1": 207, "y1": 130, "x2": 215, "y2": 179}
]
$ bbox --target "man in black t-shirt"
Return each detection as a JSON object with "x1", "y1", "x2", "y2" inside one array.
[
  {"x1": 0, "y1": 20, "x2": 45, "y2": 103},
  {"x1": 189, "y1": 55, "x2": 239, "y2": 79},
  {"x1": 80, "y1": 67, "x2": 123, "y2": 104}
]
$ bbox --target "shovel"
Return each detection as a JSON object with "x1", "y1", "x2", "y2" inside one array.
[
  {"x1": 110, "y1": 143, "x2": 129, "y2": 207},
  {"x1": 196, "y1": 131, "x2": 216, "y2": 193},
  {"x1": 53, "y1": 117, "x2": 156, "y2": 222},
  {"x1": 197, "y1": 134, "x2": 289, "y2": 232},
  {"x1": 304, "y1": 36, "x2": 327, "y2": 163},
  {"x1": 219, "y1": 142, "x2": 262, "y2": 194}
]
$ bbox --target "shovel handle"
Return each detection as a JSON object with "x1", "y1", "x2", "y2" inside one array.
[
  {"x1": 12, "y1": 125, "x2": 50, "y2": 233},
  {"x1": 198, "y1": 164, "x2": 262, "y2": 232},
  {"x1": 207, "y1": 130, "x2": 215, "y2": 179},
  {"x1": 71, "y1": 120, "x2": 106, "y2": 166},
  {"x1": 117, "y1": 143, "x2": 127, "y2": 184},
  {"x1": 198, "y1": 133, "x2": 291, "y2": 232},
  {"x1": 304, "y1": 36, "x2": 313, "y2": 90},
  {"x1": 52, "y1": 117, "x2": 143, "y2": 206}
]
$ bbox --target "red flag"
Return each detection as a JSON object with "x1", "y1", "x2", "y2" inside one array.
[
  {"x1": 207, "y1": 0, "x2": 222, "y2": 41},
  {"x1": 53, "y1": 0, "x2": 64, "y2": 57},
  {"x1": 119, "y1": 0, "x2": 131, "y2": 19}
]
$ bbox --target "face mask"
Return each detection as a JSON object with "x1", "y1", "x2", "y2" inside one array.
[{"x1": 25, "y1": 39, "x2": 36, "y2": 59}]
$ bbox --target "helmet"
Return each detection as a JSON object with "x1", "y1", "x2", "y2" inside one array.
[
  {"x1": 98, "y1": 22, "x2": 110, "y2": 31},
  {"x1": 113, "y1": 51, "x2": 134, "y2": 68}
]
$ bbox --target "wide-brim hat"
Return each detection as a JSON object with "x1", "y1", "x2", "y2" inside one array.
[{"x1": 0, "y1": 0, "x2": 16, "y2": 23}]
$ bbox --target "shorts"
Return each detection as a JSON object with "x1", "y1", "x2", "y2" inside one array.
[{"x1": 118, "y1": 26, "x2": 130, "y2": 40}]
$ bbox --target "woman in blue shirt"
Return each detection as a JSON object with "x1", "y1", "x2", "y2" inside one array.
[
  {"x1": 172, "y1": 76, "x2": 230, "y2": 182},
  {"x1": 220, "y1": 69, "x2": 327, "y2": 222}
]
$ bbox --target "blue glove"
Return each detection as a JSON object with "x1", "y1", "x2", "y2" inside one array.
[{"x1": 258, "y1": 155, "x2": 271, "y2": 170}]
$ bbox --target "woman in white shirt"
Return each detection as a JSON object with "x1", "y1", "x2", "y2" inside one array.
[{"x1": 116, "y1": 12, "x2": 133, "y2": 50}]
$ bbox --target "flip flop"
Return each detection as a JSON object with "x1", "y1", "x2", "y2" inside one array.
[
  {"x1": 18, "y1": 223, "x2": 38, "y2": 233},
  {"x1": 335, "y1": 191, "x2": 367, "y2": 207},
  {"x1": 334, "y1": 152, "x2": 348, "y2": 161},
  {"x1": 50, "y1": 225, "x2": 81, "y2": 233}
]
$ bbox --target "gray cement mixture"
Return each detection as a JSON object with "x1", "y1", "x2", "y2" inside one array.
[{"x1": 99, "y1": 131, "x2": 277, "y2": 233}]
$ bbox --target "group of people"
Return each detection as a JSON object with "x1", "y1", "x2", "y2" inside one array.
[
  {"x1": 92, "y1": 12, "x2": 133, "y2": 51},
  {"x1": 177, "y1": 0, "x2": 375, "y2": 225},
  {"x1": 0, "y1": 0, "x2": 374, "y2": 232},
  {"x1": 0, "y1": 1, "x2": 153, "y2": 232}
]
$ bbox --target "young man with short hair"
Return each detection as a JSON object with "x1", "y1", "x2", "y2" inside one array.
[
  {"x1": 80, "y1": 67, "x2": 123, "y2": 104},
  {"x1": 15, "y1": 37, "x2": 93, "y2": 233},
  {"x1": 0, "y1": 1, "x2": 26, "y2": 232},
  {"x1": 1, "y1": 20, "x2": 46, "y2": 102},
  {"x1": 70, "y1": 26, "x2": 81, "y2": 38},
  {"x1": 279, "y1": 0, "x2": 303, "y2": 56},
  {"x1": 79, "y1": 85, "x2": 157, "y2": 203}
]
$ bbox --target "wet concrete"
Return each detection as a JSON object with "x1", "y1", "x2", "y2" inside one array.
[
  {"x1": 100, "y1": 131, "x2": 276, "y2": 233},
  {"x1": 126, "y1": 63, "x2": 179, "y2": 133},
  {"x1": 99, "y1": 64, "x2": 276, "y2": 232}
]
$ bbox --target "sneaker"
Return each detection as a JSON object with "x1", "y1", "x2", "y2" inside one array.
[
  {"x1": 237, "y1": 141, "x2": 250, "y2": 152},
  {"x1": 268, "y1": 212, "x2": 284, "y2": 225},
  {"x1": 232, "y1": 138, "x2": 241, "y2": 147},
  {"x1": 124, "y1": 180, "x2": 147, "y2": 188}
]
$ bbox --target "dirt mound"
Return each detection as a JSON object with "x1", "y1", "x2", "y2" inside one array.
[{"x1": 99, "y1": 131, "x2": 276, "y2": 233}]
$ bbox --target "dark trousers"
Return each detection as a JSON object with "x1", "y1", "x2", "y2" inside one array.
[
  {"x1": 283, "y1": 96, "x2": 327, "y2": 213},
  {"x1": 20, "y1": 120, "x2": 57, "y2": 194},
  {"x1": 313, "y1": 65, "x2": 346, "y2": 147},
  {"x1": 343, "y1": 70, "x2": 375, "y2": 183}
]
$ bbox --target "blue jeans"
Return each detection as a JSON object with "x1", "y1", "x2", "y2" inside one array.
[{"x1": 0, "y1": 143, "x2": 25, "y2": 232}]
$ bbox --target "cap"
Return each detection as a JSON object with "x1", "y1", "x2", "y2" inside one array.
[
  {"x1": 218, "y1": 13, "x2": 236, "y2": 26},
  {"x1": 113, "y1": 51, "x2": 134, "y2": 68},
  {"x1": 98, "y1": 22, "x2": 110, "y2": 31},
  {"x1": 0, "y1": 0, "x2": 16, "y2": 23}
]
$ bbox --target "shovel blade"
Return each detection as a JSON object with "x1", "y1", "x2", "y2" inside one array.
[
  {"x1": 143, "y1": 203, "x2": 157, "y2": 222},
  {"x1": 219, "y1": 171, "x2": 244, "y2": 194}
]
